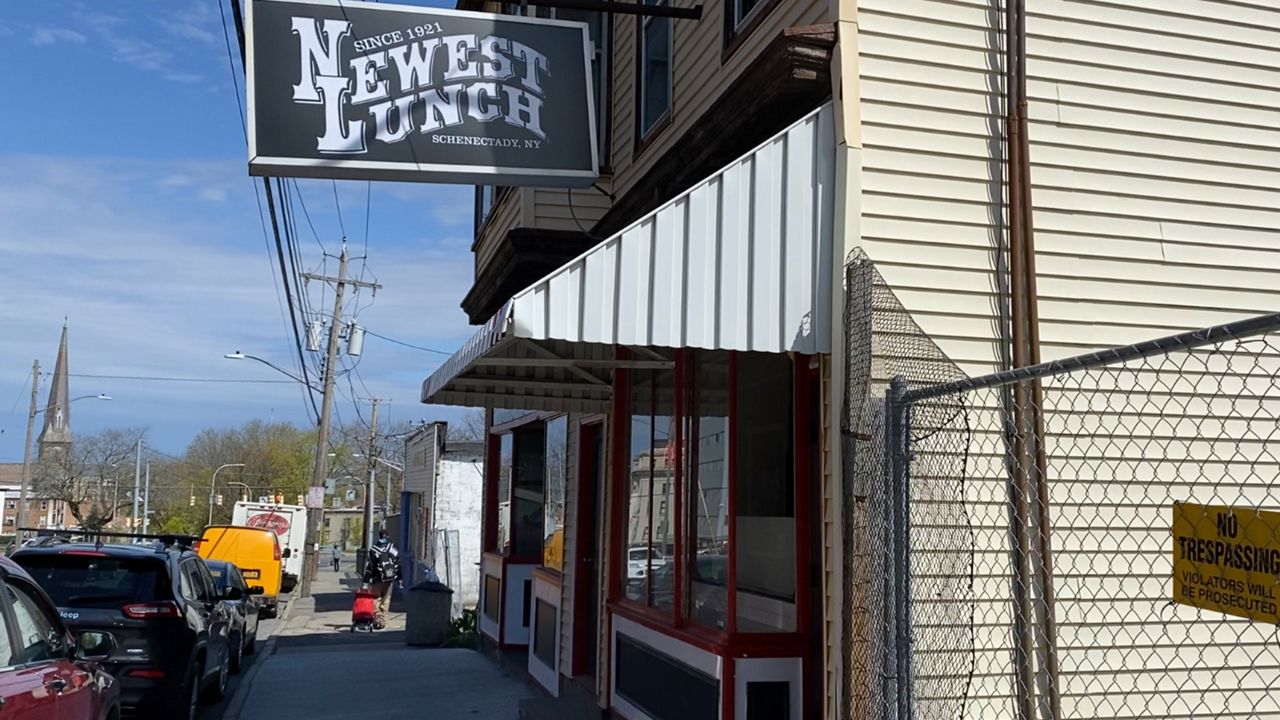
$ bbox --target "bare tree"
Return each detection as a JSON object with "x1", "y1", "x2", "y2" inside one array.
[
  {"x1": 33, "y1": 427, "x2": 146, "y2": 532},
  {"x1": 448, "y1": 409, "x2": 486, "y2": 442}
]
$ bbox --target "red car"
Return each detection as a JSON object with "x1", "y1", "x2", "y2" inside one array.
[{"x1": 0, "y1": 555, "x2": 119, "y2": 719}]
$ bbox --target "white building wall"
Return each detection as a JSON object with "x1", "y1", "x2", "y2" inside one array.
[
  {"x1": 851, "y1": 1, "x2": 1280, "y2": 718},
  {"x1": 434, "y1": 456, "x2": 484, "y2": 611}
]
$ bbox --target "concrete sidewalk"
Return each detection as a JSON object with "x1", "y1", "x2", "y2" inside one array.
[{"x1": 227, "y1": 558, "x2": 532, "y2": 719}]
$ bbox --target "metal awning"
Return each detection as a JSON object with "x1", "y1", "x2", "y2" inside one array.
[{"x1": 422, "y1": 103, "x2": 835, "y2": 411}]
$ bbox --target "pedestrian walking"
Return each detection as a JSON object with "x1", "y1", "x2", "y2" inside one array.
[
  {"x1": 331, "y1": 544, "x2": 341, "y2": 572},
  {"x1": 361, "y1": 530, "x2": 401, "y2": 629}
]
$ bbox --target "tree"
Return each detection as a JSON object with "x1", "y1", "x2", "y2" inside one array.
[
  {"x1": 32, "y1": 427, "x2": 145, "y2": 532},
  {"x1": 448, "y1": 409, "x2": 486, "y2": 442}
]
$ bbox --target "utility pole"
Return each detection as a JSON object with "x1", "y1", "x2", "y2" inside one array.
[
  {"x1": 142, "y1": 462, "x2": 151, "y2": 535},
  {"x1": 300, "y1": 247, "x2": 381, "y2": 598},
  {"x1": 360, "y1": 398, "x2": 381, "y2": 571},
  {"x1": 130, "y1": 438, "x2": 143, "y2": 530},
  {"x1": 18, "y1": 360, "x2": 39, "y2": 539}
]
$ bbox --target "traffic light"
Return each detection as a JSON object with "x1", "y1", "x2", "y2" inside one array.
[
  {"x1": 216, "y1": 494, "x2": 224, "y2": 506},
  {"x1": 296, "y1": 494, "x2": 304, "y2": 506},
  {"x1": 188, "y1": 496, "x2": 195, "y2": 507}
]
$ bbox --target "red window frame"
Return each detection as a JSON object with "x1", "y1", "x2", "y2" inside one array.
[{"x1": 608, "y1": 348, "x2": 814, "y2": 650}]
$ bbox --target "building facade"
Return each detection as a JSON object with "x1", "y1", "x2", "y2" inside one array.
[
  {"x1": 422, "y1": 1, "x2": 1280, "y2": 719},
  {"x1": 402, "y1": 423, "x2": 485, "y2": 615}
]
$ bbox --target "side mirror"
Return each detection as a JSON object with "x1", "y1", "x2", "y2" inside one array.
[
  {"x1": 282, "y1": 548, "x2": 292, "y2": 559},
  {"x1": 248, "y1": 585, "x2": 266, "y2": 596},
  {"x1": 224, "y1": 586, "x2": 244, "y2": 601},
  {"x1": 74, "y1": 631, "x2": 116, "y2": 663}
]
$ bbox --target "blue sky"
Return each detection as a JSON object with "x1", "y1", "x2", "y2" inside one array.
[{"x1": 0, "y1": 0, "x2": 476, "y2": 460}]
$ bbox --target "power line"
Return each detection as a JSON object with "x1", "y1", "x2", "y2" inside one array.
[
  {"x1": 217, "y1": 0, "x2": 246, "y2": 140},
  {"x1": 363, "y1": 330, "x2": 454, "y2": 356},
  {"x1": 331, "y1": 181, "x2": 347, "y2": 238},
  {"x1": 61, "y1": 373, "x2": 296, "y2": 385},
  {"x1": 263, "y1": 179, "x2": 321, "y2": 421}
]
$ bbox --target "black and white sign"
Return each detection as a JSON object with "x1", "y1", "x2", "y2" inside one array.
[{"x1": 247, "y1": 0, "x2": 598, "y2": 186}]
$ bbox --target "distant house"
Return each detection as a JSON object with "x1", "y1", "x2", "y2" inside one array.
[{"x1": 402, "y1": 423, "x2": 484, "y2": 616}]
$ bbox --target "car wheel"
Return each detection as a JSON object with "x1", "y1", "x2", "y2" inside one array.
[
  {"x1": 230, "y1": 631, "x2": 244, "y2": 674},
  {"x1": 201, "y1": 653, "x2": 229, "y2": 703}
]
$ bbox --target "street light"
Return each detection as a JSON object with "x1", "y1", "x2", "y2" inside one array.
[
  {"x1": 208, "y1": 463, "x2": 246, "y2": 526},
  {"x1": 225, "y1": 481, "x2": 253, "y2": 504},
  {"x1": 224, "y1": 351, "x2": 322, "y2": 392},
  {"x1": 19, "y1": 392, "x2": 111, "y2": 539}
]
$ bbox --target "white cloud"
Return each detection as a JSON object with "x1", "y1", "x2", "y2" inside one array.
[
  {"x1": 32, "y1": 26, "x2": 86, "y2": 46},
  {"x1": 0, "y1": 156, "x2": 477, "y2": 459}
]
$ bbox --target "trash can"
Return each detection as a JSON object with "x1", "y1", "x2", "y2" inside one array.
[{"x1": 404, "y1": 580, "x2": 453, "y2": 646}]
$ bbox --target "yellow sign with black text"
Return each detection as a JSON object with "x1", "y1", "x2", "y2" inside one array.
[{"x1": 1172, "y1": 501, "x2": 1280, "y2": 624}]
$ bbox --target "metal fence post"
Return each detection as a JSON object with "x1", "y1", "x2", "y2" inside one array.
[{"x1": 886, "y1": 376, "x2": 915, "y2": 720}]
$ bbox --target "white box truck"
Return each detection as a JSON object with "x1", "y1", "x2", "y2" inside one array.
[{"x1": 232, "y1": 501, "x2": 307, "y2": 592}]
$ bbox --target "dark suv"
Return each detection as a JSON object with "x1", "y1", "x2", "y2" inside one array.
[{"x1": 13, "y1": 531, "x2": 233, "y2": 719}]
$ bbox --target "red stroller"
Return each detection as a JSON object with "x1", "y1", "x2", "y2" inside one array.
[{"x1": 351, "y1": 586, "x2": 377, "y2": 632}]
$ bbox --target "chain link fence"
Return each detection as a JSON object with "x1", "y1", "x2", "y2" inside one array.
[{"x1": 845, "y1": 252, "x2": 1280, "y2": 720}]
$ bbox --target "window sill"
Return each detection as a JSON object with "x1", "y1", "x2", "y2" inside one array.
[{"x1": 634, "y1": 111, "x2": 674, "y2": 160}]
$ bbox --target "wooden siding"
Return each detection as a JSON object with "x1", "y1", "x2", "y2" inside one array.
[
  {"x1": 474, "y1": 188, "x2": 522, "y2": 280},
  {"x1": 533, "y1": 184, "x2": 612, "y2": 235},
  {"x1": 852, "y1": 1, "x2": 1280, "y2": 718},
  {"x1": 609, "y1": 0, "x2": 831, "y2": 209}
]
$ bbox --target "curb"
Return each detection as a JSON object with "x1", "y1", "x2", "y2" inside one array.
[{"x1": 222, "y1": 594, "x2": 298, "y2": 720}]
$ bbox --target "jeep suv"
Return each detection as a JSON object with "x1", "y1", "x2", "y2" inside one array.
[{"x1": 13, "y1": 531, "x2": 233, "y2": 719}]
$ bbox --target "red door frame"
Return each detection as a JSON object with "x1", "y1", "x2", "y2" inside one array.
[{"x1": 572, "y1": 418, "x2": 606, "y2": 677}]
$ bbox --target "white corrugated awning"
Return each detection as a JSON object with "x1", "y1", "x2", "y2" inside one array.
[{"x1": 422, "y1": 103, "x2": 835, "y2": 411}]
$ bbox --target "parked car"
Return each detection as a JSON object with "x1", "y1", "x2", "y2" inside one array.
[
  {"x1": 203, "y1": 559, "x2": 262, "y2": 673},
  {"x1": 197, "y1": 526, "x2": 285, "y2": 618},
  {"x1": 0, "y1": 554, "x2": 120, "y2": 720},
  {"x1": 626, "y1": 545, "x2": 668, "y2": 581},
  {"x1": 13, "y1": 532, "x2": 233, "y2": 719}
]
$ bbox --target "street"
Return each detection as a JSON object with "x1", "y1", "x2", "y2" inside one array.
[{"x1": 196, "y1": 599, "x2": 286, "y2": 720}]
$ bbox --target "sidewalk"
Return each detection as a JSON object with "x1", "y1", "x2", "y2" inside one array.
[{"x1": 227, "y1": 559, "x2": 532, "y2": 720}]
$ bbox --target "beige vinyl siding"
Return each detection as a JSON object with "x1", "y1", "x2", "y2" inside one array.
[
  {"x1": 609, "y1": 0, "x2": 830, "y2": 206},
  {"x1": 474, "y1": 187, "x2": 523, "y2": 278},
  {"x1": 857, "y1": 0, "x2": 1280, "y2": 377},
  {"x1": 854, "y1": 0, "x2": 1280, "y2": 718},
  {"x1": 533, "y1": 184, "x2": 613, "y2": 234}
]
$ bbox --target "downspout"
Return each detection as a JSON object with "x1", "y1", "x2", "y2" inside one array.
[
  {"x1": 1014, "y1": 0, "x2": 1063, "y2": 715},
  {"x1": 1006, "y1": 0, "x2": 1061, "y2": 717},
  {"x1": 1003, "y1": 0, "x2": 1038, "y2": 715}
]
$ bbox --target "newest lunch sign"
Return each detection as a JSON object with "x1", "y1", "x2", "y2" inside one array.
[{"x1": 246, "y1": 0, "x2": 598, "y2": 186}]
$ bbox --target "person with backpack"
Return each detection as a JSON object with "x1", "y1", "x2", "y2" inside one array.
[{"x1": 362, "y1": 529, "x2": 402, "y2": 629}]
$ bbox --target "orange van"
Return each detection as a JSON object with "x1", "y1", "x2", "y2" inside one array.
[{"x1": 198, "y1": 525, "x2": 287, "y2": 617}]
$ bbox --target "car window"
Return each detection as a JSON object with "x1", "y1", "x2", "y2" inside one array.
[
  {"x1": 179, "y1": 561, "x2": 203, "y2": 603},
  {"x1": 0, "y1": 587, "x2": 18, "y2": 668},
  {"x1": 4, "y1": 582, "x2": 63, "y2": 664},
  {"x1": 230, "y1": 567, "x2": 248, "y2": 592},
  {"x1": 14, "y1": 555, "x2": 166, "y2": 608},
  {"x1": 207, "y1": 564, "x2": 229, "y2": 592},
  {"x1": 194, "y1": 562, "x2": 218, "y2": 602}
]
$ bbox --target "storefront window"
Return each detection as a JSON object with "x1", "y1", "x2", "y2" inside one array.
[
  {"x1": 512, "y1": 425, "x2": 547, "y2": 558},
  {"x1": 543, "y1": 416, "x2": 568, "y2": 571},
  {"x1": 734, "y1": 353, "x2": 796, "y2": 632},
  {"x1": 625, "y1": 367, "x2": 676, "y2": 609},
  {"x1": 497, "y1": 434, "x2": 513, "y2": 553},
  {"x1": 685, "y1": 351, "x2": 730, "y2": 629}
]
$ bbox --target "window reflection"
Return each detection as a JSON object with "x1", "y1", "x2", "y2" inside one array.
[
  {"x1": 626, "y1": 367, "x2": 675, "y2": 610},
  {"x1": 686, "y1": 351, "x2": 729, "y2": 629},
  {"x1": 543, "y1": 416, "x2": 568, "y2": 571}
]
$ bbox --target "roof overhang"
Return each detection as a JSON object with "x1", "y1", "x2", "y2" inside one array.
[{"x1": 423, "y1": 102, "x2": 835, "y2": 412}]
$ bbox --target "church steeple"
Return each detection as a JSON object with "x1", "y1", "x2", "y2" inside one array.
[{"x1": 37, "y1": 323, "x2": 72, "y2": 452}]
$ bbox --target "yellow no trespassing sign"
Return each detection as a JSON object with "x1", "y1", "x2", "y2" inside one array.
[{"x1": 1172, "y1": 501, "x2": 1280, "y2": 624}]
